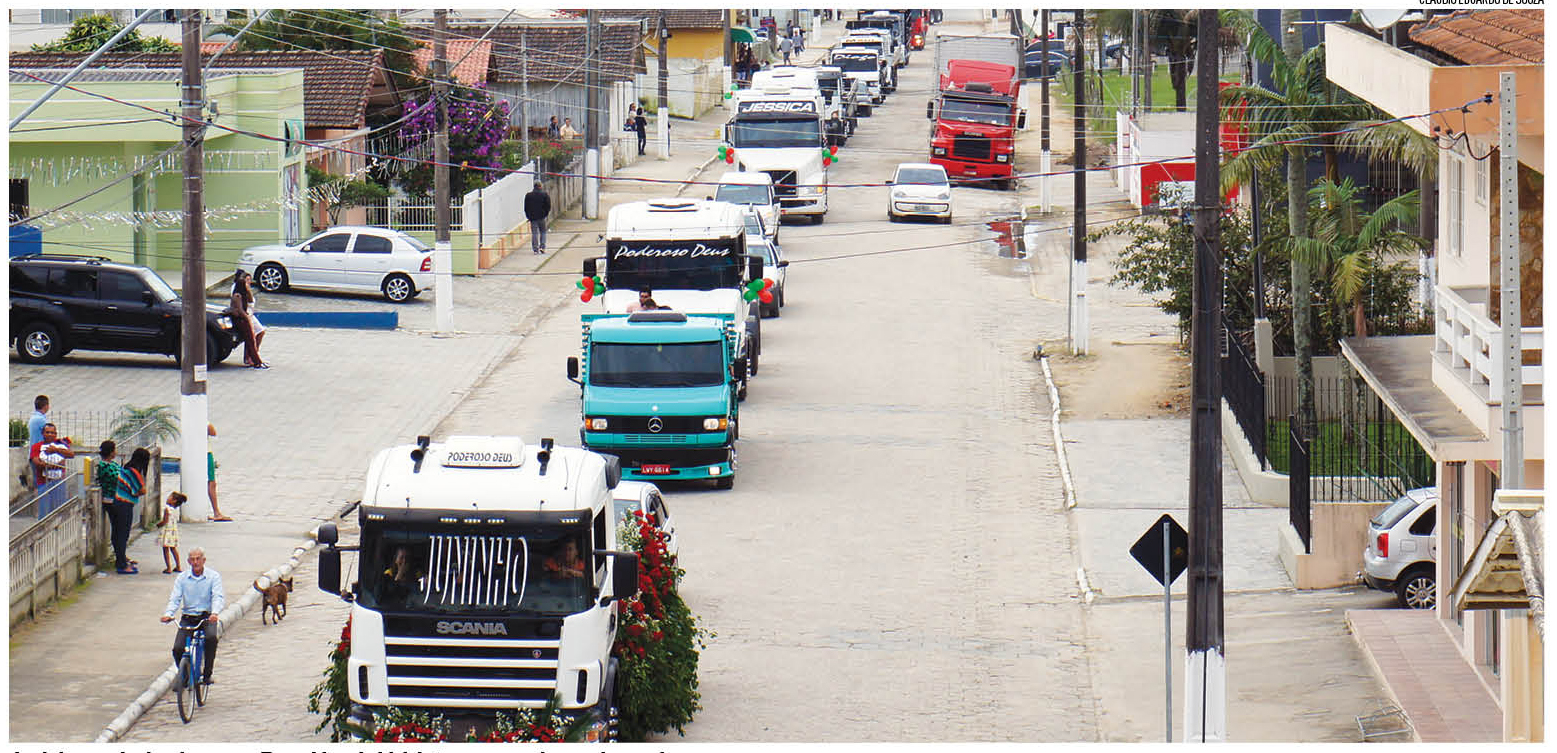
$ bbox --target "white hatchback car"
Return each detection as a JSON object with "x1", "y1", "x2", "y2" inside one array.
[
  {"x1": 1362, "y1": 487, "x2": 1438, "y2": 609},
  {"x1": 238, "y1": 226, "x2": 434, "y2": 303},
  {"x1": 746, "y1": 236, "x2": 788, "y2": 318},
  {"x1": 887, "y1": 163, "x2": 953, "y2": 223},
  {"x1": 611, "y1": 481, "x2": 678, "y2": 559}
]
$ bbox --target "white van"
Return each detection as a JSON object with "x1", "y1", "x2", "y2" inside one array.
[{"x1": 714, "y1": 172, "x2": 780, "y2": 243}]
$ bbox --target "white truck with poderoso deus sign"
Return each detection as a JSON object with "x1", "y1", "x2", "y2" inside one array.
[
  {"x1": 724, "y1": 89, "x2": 830, "y2": 224},
  {"x1": 586, "y1": 198, "x2": 766, "y2": 398},
  {"x1": 315, "y1": 435, "x2": 641, "y2": 741}
]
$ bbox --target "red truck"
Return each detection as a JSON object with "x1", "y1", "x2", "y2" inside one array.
[{"x1": 926, "y1": 58, "x2": 1026, "y2": 190}]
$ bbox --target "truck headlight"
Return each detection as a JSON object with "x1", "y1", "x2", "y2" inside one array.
[
  {"x1": 995, "y1": 154, "x2": 1010, "y2": 163},
  {"x1": 587, "y1": 417, "x2": 608, "y2": 431},
  {"x1": 217, "y1": 316, "x2": 233, "y2": 329},
  {"x1": 932, "y1": 147, "x2": 946, "y2": 156},
  {"x1": 703, "y1": 417, "x2": 727, "y2": 431}
]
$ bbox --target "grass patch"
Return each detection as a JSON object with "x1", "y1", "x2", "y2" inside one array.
[
  {"x1": 1052, "y1": 67, "x2": 1241, "y2": 140},
  {"x1": 1265, "y1": 417, "x2": 1433, "y2": 487}
]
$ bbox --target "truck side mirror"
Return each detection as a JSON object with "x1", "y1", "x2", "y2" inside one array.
[
  {"x1": 925, "y1": 101, "x2": 933, "y2": 119},
  {"x1": 1017, "y1": 111, "x2": 1027, "y2": 129},
  {"x1": 318, "y1": 547, "x2": 341, "y2": 596},
  {"x1": 747, "y1": 255, "x2": 764, "y2": 280},
  {"x1": 566, "y1": 356, "x2": 581, "y2": 384},
  {"x1": 317, "y1": 522, "x2": 338, "y2": 545},
  {"x1": 600, "y1": 453, "x2": 622, "y2": 489},
  {"x1": 731, "y1": 357, "x2": 748, "y2": 380},
  {"x1": 583, "y1": 257, "x2": 597, "y2": 277},
  {"x1": 611, "y1": 552, "x2": 640, "y2": 600},
  {"x1": 777, "y1": 260, "x2": 789, "y2": 268}
]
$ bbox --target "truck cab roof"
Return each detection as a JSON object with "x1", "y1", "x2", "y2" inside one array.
[
  {"x1": 585, "y1": 313, "x2": 730, "y2": 344},
  {"x1": 362, "y1": 436, "x2": 610, "y2": 514},
  {"x1": 717, "y1": 171, "x2": 775, "y2": 187},
  {"x1": 606, "y1": 199, "x2": 746, "y2": 241}
]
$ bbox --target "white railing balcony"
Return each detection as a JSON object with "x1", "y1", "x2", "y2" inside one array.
[{"x1": 1433, "y1": 284, "x2": 1543, "y2": 400}]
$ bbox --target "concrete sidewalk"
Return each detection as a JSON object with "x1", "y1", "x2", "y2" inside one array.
[{"x1": 6, "y1": 104, "x2": 736, "y2": 743}]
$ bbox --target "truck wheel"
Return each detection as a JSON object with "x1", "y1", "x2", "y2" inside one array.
[
  {"x1": 858, "y1": 105, "x2": 872, "y2": 117},
  {"x1": 715, "y1": 475, "x2": 734, "y2": 490}
]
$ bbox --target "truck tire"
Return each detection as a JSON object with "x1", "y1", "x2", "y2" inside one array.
[
  {"x1": 601, "y1": 658, "x2": 621, "y2": 741},
  {"x1": 858, "y1": 104, "x2": 872, "y2": 117},
  {"x1": 811, "y1": 213, "x2": 825, "y2": 226},
  {"x1": 715, "y1": 475, "x2": 734, "y2": 490}
]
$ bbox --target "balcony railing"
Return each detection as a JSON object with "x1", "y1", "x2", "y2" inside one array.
[{"x1": 1433, "y1": 284, "x2": 1543, "y2": 400}]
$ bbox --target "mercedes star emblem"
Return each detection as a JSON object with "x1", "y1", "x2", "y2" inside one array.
[{"x1": 647, "y1": 417, "x2": 664, "y2": 433}]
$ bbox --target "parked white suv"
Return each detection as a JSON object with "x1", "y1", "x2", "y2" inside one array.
[
  {"x1": 1362, "y1": 487, "x2": 1438, "y2": 609},
  {"x1": 714, "y1": 172, "x2": 780, "y2": 243},
  {"x1": 238, "y1": 226, "x2": 433, "y2": 303}
]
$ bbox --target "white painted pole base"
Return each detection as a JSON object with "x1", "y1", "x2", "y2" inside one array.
[
  {"x1": 1071, "y1": 258, "x2": 1088, "y2": 355},
  {"x1": 657, "y1": 107, "x2": 670, "y2": 160},
  {"x1": 434, "y1": 240, "x2": 453, "y2": 333},
  {"x1": 1041, "y1": 150, "x2": 1052, "y2": 213},
  {"x1": 584, "y1": 149, "x2": 600, "y2": 219},
  {"x1": 1183, "y1": 649, "x2": 1227, "y2": 742},
  {"x1": 179, "y1": 393, "x2": 210, "y2": 519}
]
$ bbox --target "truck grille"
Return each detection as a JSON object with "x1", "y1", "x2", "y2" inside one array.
[
  {"x1": 622, "y1": 434, "x2": 692, "y2": 444},
  {"x1": 764, "y1": 170, "x2": 798, "y2": 197},
  {"x1": 382, "y1": 629, "x2": 561, "y2": 707},
  {"x1": 952, "y1": 135, "x2": 992, "y2": 161},
  {"x1": 600, "y1": 415, "x2": 708, "y2": 433}
]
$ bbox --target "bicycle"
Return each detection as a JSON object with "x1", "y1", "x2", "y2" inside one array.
[{"x1": 172, "y1": 615, "x2": 213, "y2": 723}]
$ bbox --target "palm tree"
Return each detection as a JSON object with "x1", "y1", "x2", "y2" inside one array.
[
  {"x1": 1217, "y1": 9, "x2": 1435, "y2": 439},
  {"x1": 1298, "y1": 178, "x2": 1422, "y2": 338},
  {"x1": 109, "y1": 404, "x2": 180, "y2": 447}
]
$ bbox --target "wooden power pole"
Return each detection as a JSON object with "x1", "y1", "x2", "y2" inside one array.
[
  {"x1": 178, "y1": 9, "x2": 211, "y2": 517},
  {"x1": 432, "y1": 9, "x2": 453, "y2": 332}
]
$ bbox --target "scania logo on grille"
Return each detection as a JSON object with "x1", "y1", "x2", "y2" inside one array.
[
  {"x1": 435, "y1": 620, "x2": 509, "y2": 636},
  {"x1": 647, "y1": 417, "x2": 664, "y2": 433}
]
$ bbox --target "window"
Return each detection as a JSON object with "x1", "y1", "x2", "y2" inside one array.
[
  {"x1": 1474, "y1": 155, "x2": 1489, "y2": 206},
  {"x1": 11, "y1": 265, "x2": 48, "y2": 293},
  {"x1": 353, "y1": 235, "x2": 393, "y2": 254},
  {"x1": 307, "y1": 233, "x2": 350, "y2": 253},
  {"x1": 1448, "y1": 462, "x2": 1465, "y2": 626},
  {"x1": 10, "y1": 179, "x2": 28, "y2": 223},
  {"x1": 1444, "y1": 154, "x2": 1464, "y2": 258},
  {"x1": 98, "y1": 272, "x2": 150, "y2": 303},
  {"x1": 52, "y1": 269, "x2": 97, "y2": 297},
  {"x1": 593, "y1": 511, "x2": 608, "y2": 572},
  {"x1": 1408, "y1": 504, "x2": 1436, "y2": 536}
]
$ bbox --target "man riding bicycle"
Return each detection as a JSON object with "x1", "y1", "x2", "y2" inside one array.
[{"x1": 160, "y1": 548, "x2": 226, "y2": 684}]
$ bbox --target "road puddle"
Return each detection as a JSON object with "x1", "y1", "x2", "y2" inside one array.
[{"x1": 985, "y1": 217, "x2": 1027, "y2": 259}]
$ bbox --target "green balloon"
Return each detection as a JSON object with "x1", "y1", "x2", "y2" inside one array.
[{"x1": 594, "y1": 281, "x2": 606, "y2": 294}]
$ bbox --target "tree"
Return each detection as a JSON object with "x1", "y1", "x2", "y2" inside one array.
[
  {"x1": 1150, "y1": 10, "x2": 1197, "y2": 112},
  {"x1": 215, "y1": 10, "x2": 419, "y2": 91},
  {"x1": 109, "y1": 404, "x2": 180, "y2": 446},
  {"x1": 307, "y1": 165, "x2": 390, "y2": 225},
  {"x1": 1299, "y1": 178, "x2": 1423, "y2": 337},
  {"x1": 396, "y1": 86, "x2": 509, "y2": 198},
  {"x1": 32, "y1": 14, "x2": 178, "y2": 53}
]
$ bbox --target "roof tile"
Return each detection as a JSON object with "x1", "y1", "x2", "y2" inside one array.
[{"x1": 1408, "y1": 10, "x2": 1544, "y2": 65}]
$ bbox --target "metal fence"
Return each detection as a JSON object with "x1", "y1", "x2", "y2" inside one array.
[
  {"x1": 10, "y1": 481, "x2": 104, "y2": 628},
  {"x1": 362, "y1": 198, "x2": 465, "y2": 232},
  {"x1": 1288, "y1": 418, "x2": 1311, "y2": 553},
  {"x1": 9, "y1": 413, "x2": 169, "y2": 450},
  {"x1": 1267, "y1": 376, "x2": 1434, "y2": 503},
  {"x1": 1221, "y1": 326, "x2": 1267, "y2": 469}
]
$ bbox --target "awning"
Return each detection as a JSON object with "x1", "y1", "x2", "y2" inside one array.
[
  {"x1": 730, "y1": 26, "x2": 759, "y2": 44},
  {"x1": 1450, "y1": 493, "x2": 1544, "y2": 638}
]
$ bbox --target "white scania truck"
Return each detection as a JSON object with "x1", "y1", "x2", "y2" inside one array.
[
  {"x1": 724, "y1": 87, "x2": 830, "y2": 225},
  {"x1": 587, "y1": 198, "x2": 766, "y2": 397},
  {"x1": 316, "y1": 435, "x2": 640, "y2": 741}
]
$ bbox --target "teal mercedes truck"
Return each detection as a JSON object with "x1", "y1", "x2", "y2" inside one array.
[{"x1": 567, "y1": 310, "x2": 744, "y2": 489}]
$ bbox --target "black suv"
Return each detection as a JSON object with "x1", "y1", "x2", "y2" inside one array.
[{"x1": 10, "y1": 255, "x2": 238, "y2": 365}]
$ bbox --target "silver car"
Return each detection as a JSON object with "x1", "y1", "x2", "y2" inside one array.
[
  {"x1": 237, "y1": 226, "x2": 434, "y2": 303},
  {"x1": 1362, "y1": 487, "x2": 1438, "y2": 609},
  {"x1": 611, "y1": 481, "x2": 678, "y2": 559},
  {"x1": 746, "y1": 237, "x2": 788, "y2": 318}
]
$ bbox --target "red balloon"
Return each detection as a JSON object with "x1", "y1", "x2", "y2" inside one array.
[
  {"x1": 823, "y1": 157, "x2": 831, "y2": 167},
  {"x1": 762, "y1": 278, "x2": 774, "y2": 290},
  {"x1": 829, "y1": 145, "x2": 838, "y2": 155},
  {"x1": 725, "y1": 154, "x2": 735, "y2": 164},
  {"x1": 758, "y1": 290, "x2": 774, "y2": 304},
  {"x1": 580, "y1": 289, "x2": 593, "y2": 303}
]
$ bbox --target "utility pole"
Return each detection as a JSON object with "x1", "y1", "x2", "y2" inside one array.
[
  {"x1": 658, "y1": 11, "x2": 671, "y2": 159},
  {"x1": 178, "y1": 9, "x2": 211, "y2": 518},
  {"x1": 1185, "y1": 8, "x2": 1225, "y2": 743},
  {"x1": 1039, "y1": 9, "x2": 1051, "y2": 213},
  {"x1": 521, "y1": 27, "x2": 530, "y2": 167},
  {"x1": 1070, "y1": 9, "x2": 1087, "y2": 355},
  {"x1": 1143, "y1": 11, "x2": 1154, "y2": 112},
  {"x1": 584, "y1": 10, "x2": 600, "y2": 219},
  {"x1": 1131, "y1": 10, "x2": 1141, "y2": 118},
  {"x1": 1498, "y1": 71, "x2": 1522, "y2": 489},
  {"x1": 432, "y1": 9, "x2": 453, "y2": 333}
]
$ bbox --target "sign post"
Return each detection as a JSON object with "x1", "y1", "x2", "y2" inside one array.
[{"x1": 1131, "y1": 513, "x2": 1189, "y2": 743}]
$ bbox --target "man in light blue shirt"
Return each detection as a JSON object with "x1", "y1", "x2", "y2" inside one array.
[
  {"x1": 26, "y1": 395, "x2": 49, "y2": 447},
  {"x1": 160, "y1": 548, "x2": 225, "y2": 683}
]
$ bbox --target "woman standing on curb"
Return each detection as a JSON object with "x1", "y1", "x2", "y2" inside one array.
[{"x1": 230, "y1": 271, "x2": 268, "y2": 369}]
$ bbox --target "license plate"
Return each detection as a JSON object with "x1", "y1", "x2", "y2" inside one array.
[
  {"x1": 640, "y1": 464, "x2": 672, "y2": 475},
  {"x1": 913, "y1": 204, "x2": 937, "y2": 212}
]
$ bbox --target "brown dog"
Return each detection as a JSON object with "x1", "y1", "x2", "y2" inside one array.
[{"x1": 253, "y1": 576, "x2": 293, "y2": 625}]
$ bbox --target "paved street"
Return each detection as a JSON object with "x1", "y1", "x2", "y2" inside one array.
[{"x1": 8, "y1": 9, "x2": 1397, "y2": 745}]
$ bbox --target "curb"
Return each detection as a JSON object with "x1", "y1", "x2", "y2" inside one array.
[
  {"x1": 675, "y1": 155, "x2": 720, "y2": 197},
  {"x1": 1039, "y1": 355, "x2": 1078, "y2": 510},
  {"x1": 94, "y1": 531, "x2": 322, "y2": 743}
]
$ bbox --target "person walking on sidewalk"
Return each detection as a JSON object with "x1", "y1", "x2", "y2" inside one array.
[
  {"x1": 525, "y1": 182, "x2": 552, "y2": 254},
  {"x1": 778, "y1": 34, "x2": 793, "y2": 65},
  {"x1": 160, "y1": 548, "x2": 225, "y2": 685},
  {"x1": 111, "y1": 446, "x2": 150, "y2": 574}
]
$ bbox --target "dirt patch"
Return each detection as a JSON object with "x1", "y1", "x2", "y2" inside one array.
[{"x1": 1044, "y1": 340, "x2": 1190, "y2": 420}]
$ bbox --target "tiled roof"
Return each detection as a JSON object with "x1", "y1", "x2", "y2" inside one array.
[
  {"x1": 411, "y1": 39, "x2": 490, "y2": 86},
  {"x1": 599, "y1": 10, "x2": 726, "y2": 30},
  {"x1": 11, "y1": 67, "x2": 250, "y2": 84},
  {"x1": 8, "y1": 49, "x2": 384, "y2": 128},
  {"x1": 1409, "y1": 10, "x2": 1544, "y2": 65},
  {"x1": 421, "y1": 22, "x2": 644, "y2": 85}
]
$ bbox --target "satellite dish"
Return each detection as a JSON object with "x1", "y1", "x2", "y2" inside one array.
[{"x1": 1359, "y1": 10, "x2": 1408, "y2": 31}]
